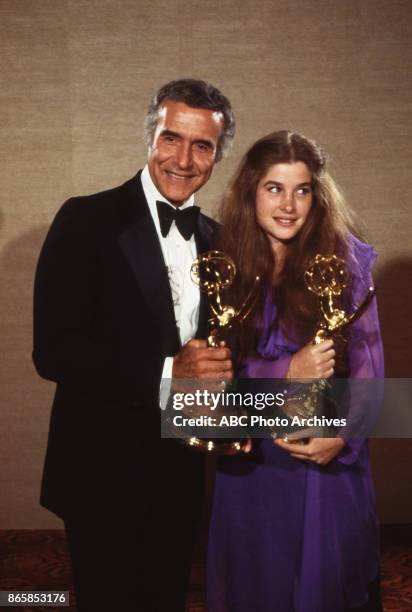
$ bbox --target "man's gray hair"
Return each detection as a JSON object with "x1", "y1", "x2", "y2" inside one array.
[{"x1": 144, "y1": 78, "x2": 235, "y2": 162}]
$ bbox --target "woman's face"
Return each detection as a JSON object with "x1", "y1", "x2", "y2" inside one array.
[{"x1": 255, "y1": 161, "x2": 313, "y2": 251}]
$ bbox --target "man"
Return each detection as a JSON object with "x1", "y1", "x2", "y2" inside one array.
[{"x1": 33, "y1": 79, "x2": 235, "y2": 611}]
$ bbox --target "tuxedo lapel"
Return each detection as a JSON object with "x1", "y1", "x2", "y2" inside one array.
[
  {"x1": 116, "y1": 175, "x2": 179, "y2": 352},
  {"x1": 195, "y1": 213, "x2": 215, "y2": 254}
]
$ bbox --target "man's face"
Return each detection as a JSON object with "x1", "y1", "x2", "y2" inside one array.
[{"x1": 147, "y1": 100, "x2": 224, "y2": 206}]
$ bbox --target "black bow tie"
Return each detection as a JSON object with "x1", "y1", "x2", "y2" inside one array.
[{"x1": 156, "y1": 200, "x2": 200, "y2": 241}]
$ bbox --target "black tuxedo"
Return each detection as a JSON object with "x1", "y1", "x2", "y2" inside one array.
[{"x1": 33, "y1": 171, "x2": 217, "y2": 611}]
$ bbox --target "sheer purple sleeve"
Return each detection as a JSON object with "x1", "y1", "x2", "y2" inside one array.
[{"x1": 337, "y1": 244, "x2": 384, "y2": 465}]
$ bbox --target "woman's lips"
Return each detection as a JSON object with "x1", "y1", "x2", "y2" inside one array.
[{"x1": 273, "y1": 217, "x2": 297, "y2": 226}]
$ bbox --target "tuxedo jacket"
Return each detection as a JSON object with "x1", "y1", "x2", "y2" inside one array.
[{"x1": 33, "y1": 171, "x2": 217, "y2": 521}]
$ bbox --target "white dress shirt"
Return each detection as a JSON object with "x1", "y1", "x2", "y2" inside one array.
[{"x1": 140, "y1": 165, "x2": 200, "y2": 405}]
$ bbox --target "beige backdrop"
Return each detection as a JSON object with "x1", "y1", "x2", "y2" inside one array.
[{"x1": 1, "y1": 0, "x2": 411, "y2": 528}]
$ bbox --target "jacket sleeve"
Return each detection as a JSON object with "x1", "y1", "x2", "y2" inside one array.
[{"x1": 32, "y1": 198, "x2": 162, "y2": 403}]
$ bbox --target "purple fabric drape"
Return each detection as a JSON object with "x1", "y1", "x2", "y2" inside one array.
[{"x1": 207, "y1": 236, "x2": 384, "y2": 612}]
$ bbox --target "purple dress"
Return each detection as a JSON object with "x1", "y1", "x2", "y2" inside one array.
[{"x1": 207, "y1": 237, "x2": 384, "y2": 612}]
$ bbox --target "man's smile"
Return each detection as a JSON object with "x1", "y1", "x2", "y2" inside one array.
[{"x1": 165, "y1": 171, "x2": 196, "y2": 181}]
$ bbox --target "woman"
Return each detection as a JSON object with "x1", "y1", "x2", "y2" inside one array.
[{"x1": 207, "y1": 131, "x2": 384, "y2": 612}]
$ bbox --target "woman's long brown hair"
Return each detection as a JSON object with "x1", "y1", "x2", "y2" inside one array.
[{"x1": 218, "y1": 130, "x2": 360, "y2": 356}]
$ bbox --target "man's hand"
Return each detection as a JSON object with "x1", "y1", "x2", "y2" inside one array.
[
  {"x1": 274, "y1": 437, "x2": 345, "y2": 465},
  {"x1": 172, "y1": 339, "x2": 233, "y2": 381},
  {"x1": 286, "y1": 339, "x2": 335, "y2": 379}
]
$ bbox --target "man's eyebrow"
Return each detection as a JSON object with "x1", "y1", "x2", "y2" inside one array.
[
  {"x1": 160, "y1": 130, "x2": 214, "y2": 149},
  {"x1": 159, "y1": 129, "x2": 181, "y2": 139}
]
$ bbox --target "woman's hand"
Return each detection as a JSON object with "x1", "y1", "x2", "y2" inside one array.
[
  {"x1": 274, "y1": 437, "x2": 346, "y2": 465},
  {"x1": 286, "y1": 339, "x2": 335, "y2": 379}
]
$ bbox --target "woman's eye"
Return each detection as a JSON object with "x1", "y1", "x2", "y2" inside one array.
[
  {"x1": 297, "y1": 187, "x2": 311, "y2": 195},
  {"x1": 268, "y1": 185, "x2": 281, "y2": 193}
]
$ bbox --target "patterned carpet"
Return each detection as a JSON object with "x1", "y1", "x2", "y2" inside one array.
[{"x1": 0, "y1": 526, "x2": 411, "y2": 611}]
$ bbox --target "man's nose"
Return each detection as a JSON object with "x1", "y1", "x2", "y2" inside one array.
[{"x1": 175, "y1": 143, "x2": 192, "y2": 169}]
